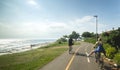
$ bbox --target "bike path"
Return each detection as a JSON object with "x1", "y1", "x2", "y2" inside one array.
[
  {"x1": 39, "y1": 42, "x2": 110, "y2": 70},
  {"x1": 39, "y1": 46, "x2": 79, "y2": 70},
  {"x1": 68, "y1": 42, "x2": 101, "y2": 70}
]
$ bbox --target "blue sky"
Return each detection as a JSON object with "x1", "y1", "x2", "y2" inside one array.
[{"x1": 0, "y1": 0, "x2": 120, "y2": 39}]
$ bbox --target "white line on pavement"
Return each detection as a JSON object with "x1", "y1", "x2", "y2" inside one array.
[{"x1": 86, "y1": 52, "x2": 90, "y2": 63}]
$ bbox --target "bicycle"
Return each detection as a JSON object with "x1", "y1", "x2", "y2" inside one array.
[
  {"x1": 69, "y1": 46, "x2": 73, "y2": 54},
  {"x1": 95, "y1": 52, "x2": 104, "y2": 70}
]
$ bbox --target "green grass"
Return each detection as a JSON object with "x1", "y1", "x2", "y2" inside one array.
[
  {"x1": 0, "y1": 42, "x2": 68, "y2": 70},
  {"x1": 84, "y1": 37, "x2": 96, "y2": 44}
]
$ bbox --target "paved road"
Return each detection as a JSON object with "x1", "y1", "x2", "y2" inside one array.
[{"x1": 40, "y1": 42, "x2": 111, "y2": 70}]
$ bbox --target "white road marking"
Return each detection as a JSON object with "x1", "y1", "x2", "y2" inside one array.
[
  {"x1": 85, "y1": 45, "x2": 91, "y2": 63},
  {"x1": 86, "y1": 52, "x2": 90, "y2": 63}
]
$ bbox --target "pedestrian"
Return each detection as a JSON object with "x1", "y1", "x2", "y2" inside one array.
[{"x1": 68, "y1": 37, "x2": 74, "y2": 54}]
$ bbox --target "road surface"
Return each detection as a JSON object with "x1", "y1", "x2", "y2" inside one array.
[{"x1": 40, "y1": 42, "x2": 112, "y2": 70}]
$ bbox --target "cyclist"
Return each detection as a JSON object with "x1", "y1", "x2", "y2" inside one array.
[
  {"x1": 68, "y1": 37, "x2": 74, "y2": 54},
  {"x1": 87, "y1": 38, "x2": 106, "y2": 57}
]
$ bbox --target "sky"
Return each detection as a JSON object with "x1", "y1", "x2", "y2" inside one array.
[{"x1": 0, "y1": 0, "x2": 120, "y2": 39}]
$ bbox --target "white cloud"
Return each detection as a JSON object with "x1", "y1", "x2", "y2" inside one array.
[
  {"x1": 28, "y1": 0, "x2": 37, "y2": 5},
  {"x1": 27, "y1": 0, "x2": 40, "y2": 8},
  {"x1": 0, "y1": 16, "x2": 112, "y2": 38},
  {"x1": 71, "y1": 16, "x2": 107, "y2": 34},
  {"x1": 0, "y1": 21, "x2": 69, "y2": 38},
  {"x1": 75, "y1": 16, "x2": 94, "y2": 23},
  {"x1": 71, "y1": 16, "x2": 95, "y2": 33}
]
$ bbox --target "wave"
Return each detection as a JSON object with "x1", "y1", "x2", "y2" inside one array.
[{"x1": 0, "y1": 39, "x2": 56, "y2": 55}]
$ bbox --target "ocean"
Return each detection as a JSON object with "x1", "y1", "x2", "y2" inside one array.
[{"x1": 0, "y1": 39, "x2": 56, "y2": 55}]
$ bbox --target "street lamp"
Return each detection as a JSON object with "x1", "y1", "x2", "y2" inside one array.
[{"x1": 94, "y1": 15, "x2": 98, "y2": 41}]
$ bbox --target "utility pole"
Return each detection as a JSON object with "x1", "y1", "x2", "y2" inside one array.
[{"x1": 94, "y1": 15, "x2": 98, "y2": 41}]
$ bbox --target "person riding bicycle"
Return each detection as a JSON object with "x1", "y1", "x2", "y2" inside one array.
[
  {"x1": 68, "y1": 37, "x2": 74, "y2": 54},
  {"x1": 87, "y1": 38, "x2": 106, "y2": 57}
]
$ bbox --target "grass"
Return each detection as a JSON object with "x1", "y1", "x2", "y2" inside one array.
[
  {"x1": 84, "y1": 37, "x2": 96, "y2": 44},
  {"x1": 0, "y1": 42, "x2": 68, "y2": 70}
]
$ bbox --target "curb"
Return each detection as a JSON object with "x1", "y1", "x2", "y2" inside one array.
[{"x1": 104, "y1": 58, "x2": 119, "y2": 70}]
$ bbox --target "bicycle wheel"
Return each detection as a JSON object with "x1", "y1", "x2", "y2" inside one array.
[
  {"x1": 69, "y1": 46, "x2": 72, "y2": 54},
  {"x1": 95, "y1": 52, "x2": 104, "y2": 70},
  {"x1": 99, "y1": 54, "x2": 104, "y2": 70}
]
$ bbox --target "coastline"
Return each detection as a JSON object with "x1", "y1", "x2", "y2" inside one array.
[
  {"x1": 0, "y1": 42, "x2": 51, "y2": 56},
  {"x1": 0, "y1": 41, "x2": 68, "y2": 70}
]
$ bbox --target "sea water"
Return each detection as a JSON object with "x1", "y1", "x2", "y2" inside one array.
[{"x1": 0, "y1": 39, "x2": 56, "y2": 55}]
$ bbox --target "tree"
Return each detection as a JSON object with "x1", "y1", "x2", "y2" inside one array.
[
  {"x1": 82, "y1": 32, "x2": 93, "y2": 38},
  {"x1": 106, "y1": 29, "x2": 120, "y2": 50},
  {"x1": 56, "y1": 37, "x2": 67, "y2": 44},
  {"x1": 91, "y1": 32, "x2": 95, "y2": 37},
  {"x1": 118, "y1": 27, "x2": 120, "y2": 32},
  {"x1": 63, "y1": 35, "x2": 68, "y2": 38},
  {"x1": 69, "y1": 31, "x2": 80, "y2": 40}
]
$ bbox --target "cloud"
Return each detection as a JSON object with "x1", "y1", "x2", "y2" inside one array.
[
  {"x1": 71, "y1": 16, "x2": 95, "y2": 33},
  {"x1": 28, "y1": 0, "x2": 37, "y2": 5},
  {"x1": 0, "y1": 16, "x2": 96, "y2": 38},
  {"x1": 27, "y1": 0, "x2": 40, "y2": 8},
  {"x1": 0, "y1": 16, "x2": 110, "y2": 38},
  {"x1": 70, "y1": 16, "x2": 107, "y2": 34},
  {"x1": 75, "y1": 16, "x2": 94, "y2": 23},
  {"x1": 0, "y1": 21, "x2": 69, "y2": 38}
]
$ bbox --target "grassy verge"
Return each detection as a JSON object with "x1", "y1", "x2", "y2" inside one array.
[
  {"x1": 0, "y1": 42, "x2": 68, "y2": 70},
  {"x1": 84, "y1": 37, "x2": 96, "y2": 44}
]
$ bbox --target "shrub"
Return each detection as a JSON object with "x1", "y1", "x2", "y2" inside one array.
[
  {"x1": 106, "y1": 46, "x2": 117, "y2": 59},
  {"x1": 84, "y1": 37, "x2": 96, "y2": 44},
  {"x1": 114, "y1": 53, "x2": 120, "y2": 65},
  {"x1": 103, "y1": 43, "x2": 111, "y2": 50},
  {"x1": 56, "y1": 37, "x2": 67, "y2": 44},
  {"x1": 106, "y1": 30, "x2": 120, "y2": 49}
]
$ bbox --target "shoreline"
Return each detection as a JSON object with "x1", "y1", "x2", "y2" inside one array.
[
  {"x1": 0, "y1": 42, "x2": 51, "y2": 56},
  {"x1": 0, "y1": 41, "x2": 68, "y2": 70}
]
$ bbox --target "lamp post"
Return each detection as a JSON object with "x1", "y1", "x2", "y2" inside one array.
[{"x1": 94, "y1": 15, "x2": 98, "y2": 41}]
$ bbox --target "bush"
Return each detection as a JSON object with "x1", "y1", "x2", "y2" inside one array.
[
  {"x1": 106, "y1": 46, "x2": 117, "y2": 59},
  {"x1": 84, "y1": 37, "x2": 96, "y2": 44},
  {"x1": 114, "y1": 53, "x2": 120, "y2": 65},
  {"x1": 106, "y1": 30, "x2": 120, "y2": 49},
  {"x1": 56, "y1": 37, "x2": 67, "y2": 44},
  {"x1": 103, "y1": 44, "x2": 111, "y2": 50}
]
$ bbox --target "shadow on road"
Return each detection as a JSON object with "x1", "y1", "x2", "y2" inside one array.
[
  {"x1": 72, "y1": 52, "x2": 120, "y2": 70},
  {"x1": 69, "y1": 51, "x2": 95, "y2": 58},
  {"x1": 75, "y1": 52, "x2": 95, "y2": 58},
  {"x1": 75, "y1": 52, "x2": 86, "y2": 56}
]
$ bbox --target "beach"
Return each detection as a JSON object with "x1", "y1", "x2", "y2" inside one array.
[{"x1": 0, "y1": 39, "x2": 56, "y2": 56}]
